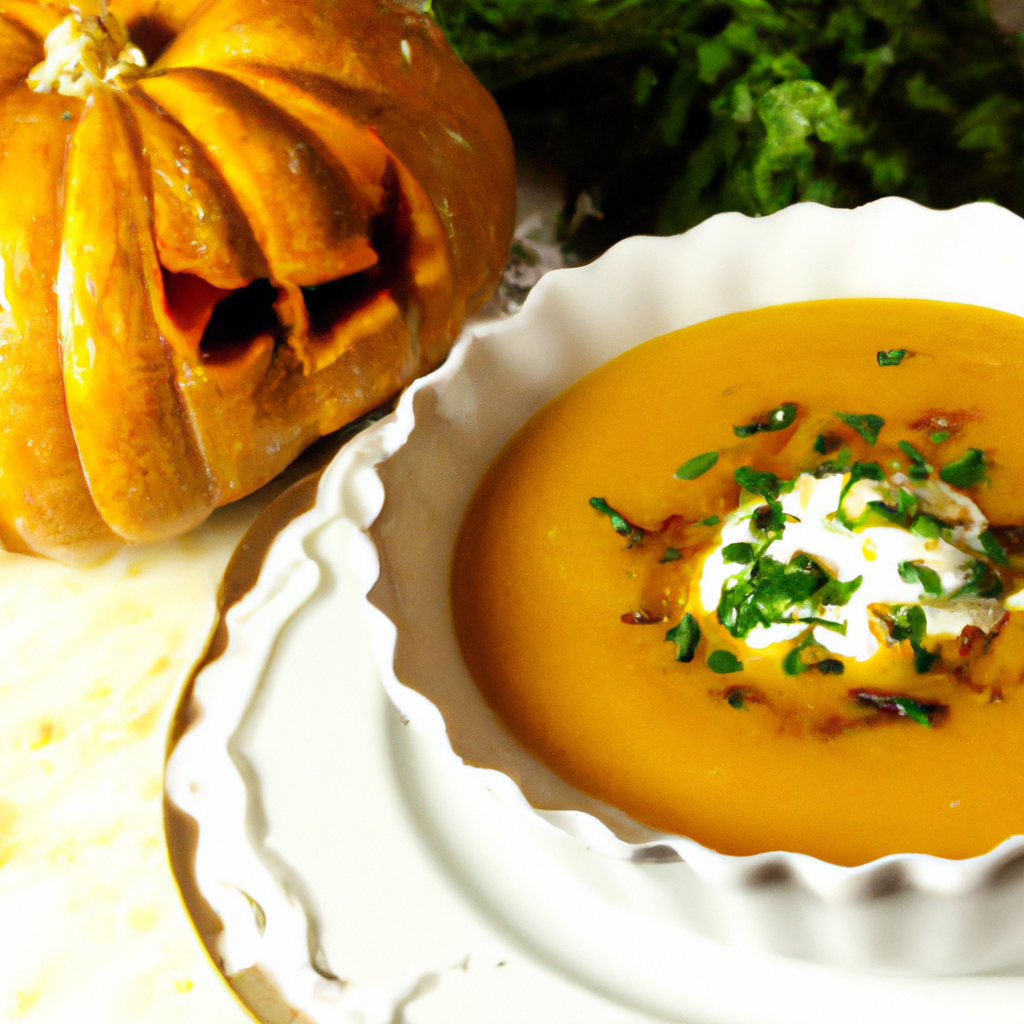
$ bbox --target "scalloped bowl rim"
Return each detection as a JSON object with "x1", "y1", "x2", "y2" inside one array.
[{"x1": 339, "y1": 198, "x2": 1024, "y2": 969}]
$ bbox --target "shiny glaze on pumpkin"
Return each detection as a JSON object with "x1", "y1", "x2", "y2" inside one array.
[
  {"x1": 0, "y1": 0, "x2": 514, "y2": 560},
  {"x1": 452, "y1": 299, "x2": 1024, "y2": 866}
]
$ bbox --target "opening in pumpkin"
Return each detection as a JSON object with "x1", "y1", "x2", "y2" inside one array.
[
  {"x1": 301, "y1": 271, "x2": 379, "y2": 337},
  {"x1": 200, "y1": 278, "x2": 280, "y2": 365}
]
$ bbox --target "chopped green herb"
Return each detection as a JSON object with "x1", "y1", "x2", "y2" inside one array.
[
  {"x1": 722, "y1": 542, "x2": 754, "y2": 564},
  {"x1": 61, "y1": 110, "x2": 71, "y2": 121},
  {"x1": 665, "y1": 613, "x2": 701, "y2": 663},
  {"x1": 866, "y1": 500, "x2": 904, "y2": 526},
  {"x1": 910, "y1": 513, "x2": 943, "y2": 539},
  {"x1": 835, "y1": 412, "x2": 884, "y2": 446},
  {"x1": 836, "y1": 461, "x2": 885, "y2": 524},
  {"x1": 884, "y1": 604, "x2": 940, "y2": 673},
  {"x1": 675, "y1": 451, "x2": 719, "y2": 480},
  {"x1": 813, "y1": 434, "x2": 827, "y2": 455},
  {"x1": 898, "y1": 439, "x2": 928, "y2": 467},
  {"x1": 733, "y1": 402, "x2": 798, "y2": 438},
  {"x1": 733, "y1": 466, "x2": 782, "y2": 502},
  {"x1": 888, "y1": 604, "x2": 927, "y2": 647},
  {"x1": 699, "y1": 515, "x2": 721, "y2": 526},
  {"x1": 718, "y1": 551, "x2": 845, "y2": 639},
  {"x1": 708, "y1": 650, "x2": 743, "y2": 674},
  {"x1": 914, "y1": 645, "x2": 940, "y2": 674},
  {"x1": 798, "y1": 616, "x2": 848, "y2": 634},
  {"x1": 783, "y1": 641, "x2": 810, "y2": 676},
  {"x1": 978, "y1": 530, "x2": 1009, "y2": 566},
  {"x1": 897, "y1": 489, "x2": 918, "y2": 518},
  {"x1": 939, "y1": 448, "x2": 986, "y2": 489},
  {"x1": 726, "y1": 689, "x2": 745, "y2": 709},
  {"x1": 930, "y1": 431, "x2": 950, "y2": 444},
  {"x1": 816, "y1": 575, "x2": 862, "y2": 607},
  {"x1": 782, "y1": 632, "x2": 825, "y2": 676},
  {"x1": 817, "y1": 658, "x2": 845, "y2": 675},
  {"x1": 877, "y1": 349, "x2": 907, "y2": 367},
  {"x1": 898, "y1": 560, "x2": 943, "y2": 597},
  {"x1": 589, "y1": 496, "x2": 644, "y2": 547},
  {"x1": 660, "y1": 547, "x2": 682, "y2": 563},
  {"x1": 951, "y1": 559, "x2": 1003, "y2": 600}
]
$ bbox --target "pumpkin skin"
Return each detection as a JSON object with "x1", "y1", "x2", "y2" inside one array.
[{"x1": 0, "y1": 0, "x2": 515, "y2": 561}]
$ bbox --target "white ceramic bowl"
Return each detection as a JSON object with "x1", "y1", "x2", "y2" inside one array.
[{"x1": 345, "y1": 198, "x2": 1024, "y2": 976}]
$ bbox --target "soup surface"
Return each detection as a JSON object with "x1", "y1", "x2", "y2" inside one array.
[{"x1": 451, "y1": 299, "x2": 1024, "y2": 865}]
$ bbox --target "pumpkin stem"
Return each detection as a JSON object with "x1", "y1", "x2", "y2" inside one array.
[{"x1": 27, "y1": 6, "x2": 147, "y2": 98}]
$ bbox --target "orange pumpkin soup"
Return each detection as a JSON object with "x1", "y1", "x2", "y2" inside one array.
[{"x1": 451, "y1": 299, "x2": 1024, "y2": 866}]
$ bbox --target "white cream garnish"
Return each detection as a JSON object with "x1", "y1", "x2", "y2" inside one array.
[{"x1": 698, "y1": 472, "x2": 1004, "y2": 661}]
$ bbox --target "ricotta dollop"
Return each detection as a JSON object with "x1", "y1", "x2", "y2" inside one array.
[{"x1": 698, "y1": 471, "x2": 1007, "y2": 661}]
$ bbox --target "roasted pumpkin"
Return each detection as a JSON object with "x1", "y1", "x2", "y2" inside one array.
[{"x1": 0, "y1": 0, "x2": 514, "y2": 561}]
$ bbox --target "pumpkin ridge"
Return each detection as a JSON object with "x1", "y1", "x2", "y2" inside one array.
[
  {"x1": 59, "y1": 87, "x2": 216, "y2": 541},
  {"x1": 0, "y1": 16, "x2": 43, "y2": 94},
  {"x1": 136, "y1": 66, "x2": 379, "y2": 289},
  {"x1": 0, "y1": 85, "x2": 116, "y2": 561}
]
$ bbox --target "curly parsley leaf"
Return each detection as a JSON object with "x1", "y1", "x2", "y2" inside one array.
[
  {"x1": 660, "y1": 547, "x2": 682, "y2": 563},
  {"x1": 836, "y1": 461, "x2": 884, "y2": 524},
  {"x1": 816, "y1": 575, "x2": 862, "y2": 607},
  {"x1": 910, "y1": 513, "x2": 943, "y2": 539},
  {"x1": 939, "y1": 448, "x2": 986, "y2": 489},
  {"x1": 952, "y1": 559, "x2": 1003, "y2": 600},
  {"x1": 877, "y1": 349, "x2": 907, "y2": 366},
  {"x1": 979, "y1": 529, "x2": 1009, "y2": 566},
  {"x1": 733, "y1": 402, "x2": 798, "y2": 438},
  {"x1": 835, "y1": 412, "x2": 884, "y2": 445},
  {"x1": 734, "y1": 466, "x2": 782, "y2": 502},
  {"x1": 665, "y1": 612, "x2": 701, "y2": 662},
  {"x1": 589, "y1": 496, "x2": 644, "y2": 547},
  {"x1": 898, "y1": 560, "x2": 943, "y2": 597},
  {"x1": 675, "y1": 450, "x2": 719, "y2": 480},
  {"x1": 700, "y1": 514, "x2": 721, "y2": 526},
  {"x1": 708, "y1": 649, "x2": 743, "y2": 674},
  {"x1": 722, "y1": 542, "x2": 754, "y2": 564}
]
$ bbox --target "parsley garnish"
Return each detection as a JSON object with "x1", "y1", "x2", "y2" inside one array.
[
  {"x1": 660, "y1": 547, "x2": 682, "y2": 563},
  {"x1": 718, "y1": 550, "x2": 852, "y2": 639},
  {"x1": 939, "y1": 448, "x2": 986, "y2": 489},
  {"x1": 835, "y1": 412, "x2": 884, "y2": 445},
  {"x1": 910, "y1": 513, "x2": 943, "y2": 539},
  {"x1": 951, "y1": 559, "x2": 1003, "y2": 600},
  {"x1": 930, "y1": 431, "x2": 950, "y2": 444},
  {"x1": 836, "y1": 461, "x2": 884, "y2": 525},
  {"x1": 978, "y1": 530, "x2": 1009, "y2": 566},
  {"x1": 883, "y1": 605, "x2": 939, "y2": 673},
  {"x1": 726, "y1": 689, "x2": 745, "y2": 708},
  {"x1": 782, "y1": 633, "x2": 846, "y2": 674},
  {"x1": 733, "y1": 402, "x2": 798, "y2": 438},
  {"x1": 897, "y1": 439, "x2": 931, "y2": 480},
  {"x1": 813, "y1": 434, "x2": 827, "y2": 455},
  {"x1": 816, "y1": 575, "x2": 862, "y2": 607},
  {"x1": 733, "y1": 466, "x2": 782, "y2": 502},
  {"x1": 675, "y1": 451, "x2": 719, "y2": 480},
  {"x1": 589, "y1": 497, "x2": 644, "y2": 547},
  {"x1": 898, "y1": 560, "x2": 943, "y2": 597},
  {"x1": 708, "y1": 650, "x2": 743, "y2": 673},
  {"x1": 877, "y1": 349, "x2": 907, "y2": 366},
  {"x1": 665, "y1": 613, "x2": 701, "y2": 662},
  {"x1": 722, "y1": 542, "x2": 754, "y2": 564},
  {"x1": 700, "y1": 515, "x2": 721, "y2": 526}
]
